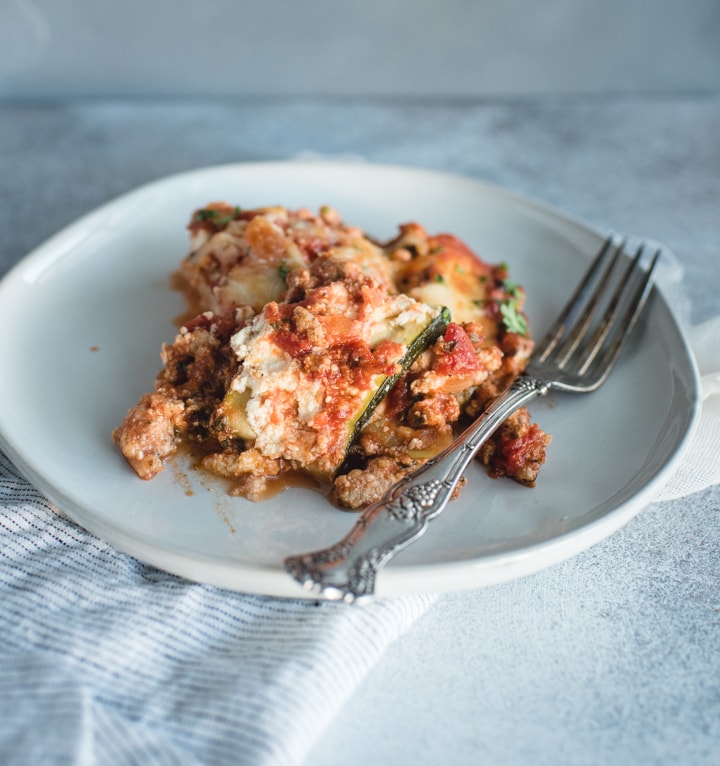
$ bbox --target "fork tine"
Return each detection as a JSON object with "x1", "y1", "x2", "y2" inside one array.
[
  {"x1": 575, "y1": 244, "x2": 661, "y2": 389},
  {"x1": 534, "y1": 234, "x2": 622, "y2": 363},
  {"x1": 551, "y1": 238, "x2": 628, "y2": 366},
  {"x1": 573, "y1": 242, "x2": 651, "y2": 373}
]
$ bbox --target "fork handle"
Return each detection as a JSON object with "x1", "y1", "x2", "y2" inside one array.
[{"x1": 283, "y1": 374, "x2": 550, "y2": 603}]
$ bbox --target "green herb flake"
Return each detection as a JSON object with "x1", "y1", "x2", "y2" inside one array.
[
  {"x1": 212, "y1": 414, "x2": 229, "y2": 433},
  {"x1": 434, "y1": 273, "x2": 446, "y2": 284},
  {"x1": 193, "y1": 208, "x2": 218, "y2": 223},
  {"x1": 193, "y1": 206, "x2": 241, "y2": 227},
  {"x1": 500, "y1": 300, "x2": 529, "y2": 336},
  {"x1": 503, "y1": 278, "x2": 521, "y2": 297},
  {"x1": 278, "y1": 262, "x2": 291, "y2": 283}
]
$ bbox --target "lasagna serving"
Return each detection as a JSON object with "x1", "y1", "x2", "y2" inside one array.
[{"x1": 114, "y1": 204, "x2": 550, "y2": 508}]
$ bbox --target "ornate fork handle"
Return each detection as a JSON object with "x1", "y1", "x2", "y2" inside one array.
[{"x1": 284, "y1": 374, "x2": 550, "y2": 603}]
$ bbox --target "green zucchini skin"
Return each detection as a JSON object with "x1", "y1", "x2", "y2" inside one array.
[{"x1": 338, "y1": 305, "x2": 451, "y2": 474}]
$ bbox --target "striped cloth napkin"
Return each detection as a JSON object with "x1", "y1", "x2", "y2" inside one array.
[{"x1": 0, "y1": 449, "x2": 434, "y2": 765}]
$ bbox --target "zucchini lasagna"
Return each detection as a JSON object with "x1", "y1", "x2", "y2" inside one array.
[{"x1": 114, "y1": 204, "x2": 550, "y2": 508}]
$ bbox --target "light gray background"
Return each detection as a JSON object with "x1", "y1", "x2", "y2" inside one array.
[{"x1": 1, "y1": 0, "x2": 719, "y2": 98}]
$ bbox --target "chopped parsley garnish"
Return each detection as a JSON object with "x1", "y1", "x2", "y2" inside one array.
[
  {"x1": 193, "y1": 206, "x2": 241, "y2": 227},
  {"x1": 434, "y1": 273, "x2": 446, "y2": 284},
  {"x1": 500, "y1": 299, "x2": 529, "y2": 336},
  {"x1": 193, "y1": 209, "x2": 218, "y2": 222},
  {"x1": 503, "y1": 278, "x2": 521, "y2": 297}
]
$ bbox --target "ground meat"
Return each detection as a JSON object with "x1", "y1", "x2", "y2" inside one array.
[
  {"x1": 333, "y1": 456, "x2": 420, "y2": 509},
  {"x1": 112, "y1": 392, "x2": 185, "y2": 480},
  {"x1": 497, "y1": 331, "x2": 534, "y2": 383},
  {"x1": 228, "y1": 474, "x2": 273, "y2": 502},
  {"x1": 479, "y1": 407, "x2": 552, "y2": 486},
  {"x1": 113, "y1": 312, "x2": 239, "y2": 478},
  {"x1": 200, "y1": 448, "x2": 285, "y2": 480},
  {"x1": 407, "y1": 393, "x2": 460, "y2": 429}
]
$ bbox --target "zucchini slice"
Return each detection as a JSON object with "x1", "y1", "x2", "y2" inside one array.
[{"x1": 344, "y1": 306, "x2": 451, "y2": 456}]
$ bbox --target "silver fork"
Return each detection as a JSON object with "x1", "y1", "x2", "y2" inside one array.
[{"x1": 284, "y1": 235, "x2": 661, "y2": 603}]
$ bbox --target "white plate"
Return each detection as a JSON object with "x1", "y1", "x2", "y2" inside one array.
[{"x1": 0, "y1": 162, "x2": 700, "y2": 599}]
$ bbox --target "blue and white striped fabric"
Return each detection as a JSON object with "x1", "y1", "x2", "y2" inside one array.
[{"x1": 0, "y1": 451, "x2": 435, "y2": 765}]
